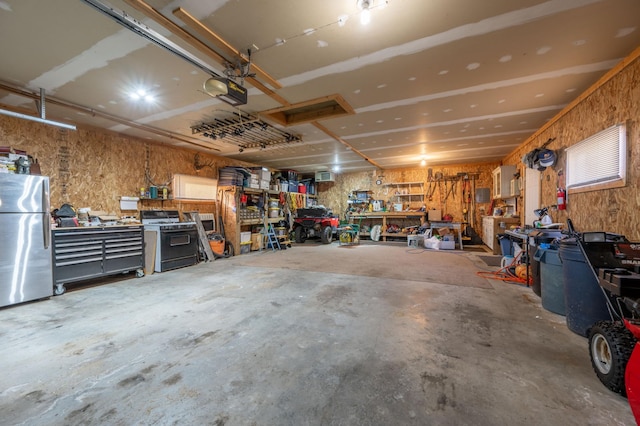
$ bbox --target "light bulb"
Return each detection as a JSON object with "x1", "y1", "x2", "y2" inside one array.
[{"x1": 360, "y1": 8, "x2": 371, "y2": 25}]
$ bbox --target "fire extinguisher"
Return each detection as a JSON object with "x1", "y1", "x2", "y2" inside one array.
[{"x1": 557, "y1": 187, "x2": 566, "y2": 210}]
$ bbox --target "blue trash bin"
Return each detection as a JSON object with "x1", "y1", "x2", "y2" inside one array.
[
  {"x1": 558, "y1": 239, "x2": 611, "y2": 337},
  {"x1": 497, "y1": 234, "x2": 513, "y2": 256},
  {"x1": 534, "y1": 247, "x2": 565, "y2": 315}
]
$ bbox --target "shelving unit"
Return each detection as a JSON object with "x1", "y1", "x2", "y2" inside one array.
[
  {"x1": 383, "y1": 182, "x2": 425, "y2": 209},
  {"x1": 222, "y1": 186, "x2": 313, "y2": 254},
  {"x1": 347, "y1": 190, "x2": 372, "y2": 214},
  {"x1": 349, "y1": 211, "x2": 426, "y2": 241}
]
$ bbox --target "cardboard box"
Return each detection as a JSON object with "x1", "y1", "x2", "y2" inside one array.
[
  {"x1": 240, "y1": 231, "x2": 251, "y2": 243},
  {"x1": 437, "y1": 227, "x2": 451, "y2": 236},
  {"x1": 428, "y1": 209, "x2": 442, "y2": 221}
]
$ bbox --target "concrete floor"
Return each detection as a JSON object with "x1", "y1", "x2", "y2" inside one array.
[{"x1": 0, "y1": 243, "x2": 635, "y2": 425}]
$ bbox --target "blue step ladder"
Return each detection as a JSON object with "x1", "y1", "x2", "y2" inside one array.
[{"x1": 265, "y1": 224, "x2": 281, "y2": 250}]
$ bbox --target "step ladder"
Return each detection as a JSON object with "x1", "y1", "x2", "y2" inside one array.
[
  {"x1": 265, "y1": 224, "x2": 281, "y2": 251},
  {"x1": 184, "y1": 212, "x2": 215, "y2": 261}
]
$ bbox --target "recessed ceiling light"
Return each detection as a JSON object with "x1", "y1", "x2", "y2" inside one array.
[
  {"x1": 408, "y1": 77, "x2": 416, "y2": 81},
  {"x1": 443, "y1": 108, "x2": 453, "y2": 112},
  {"x1": 535, "y1": 93, "x2": 544, "y2": 98},
  {"x1": 470, "y1": 104, "x2": 477, "y2": 108},
  {"x1": 499, "y1": 55, "x2": 512, "y2": 63},
  {"x1": 439, "y1": 70, "x2": 448, "y2": 75},
  {"x1": 498, "y1": 99, "x2": 505, "y2": 104},
  {"x1": 376, "y1": 119, "x2": 383, "y2": 123},
  {"x1": 377, "y1": 83, "x2": 387, "y2": 89},
  {"x1": 466, "y1": 62, "x2": 480, "y2": 70},
  {"x1": 537, "y1": 46, "x2": 551, "y2": 55}
]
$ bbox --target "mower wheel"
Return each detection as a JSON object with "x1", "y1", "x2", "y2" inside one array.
[
  {"x1": 294, "y1": 226, "x2": 306, "y2": 243},
  {"x1": 589, "y1": 320, "x2": 636, "y2": 395},
  {"x1": 320, "y1": 225, "x2": 333, "y2": 244}
]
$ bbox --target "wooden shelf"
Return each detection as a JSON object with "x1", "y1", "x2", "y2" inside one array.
[{"x1": 349, "y1": 211, "x2": 425, "y2": 242}]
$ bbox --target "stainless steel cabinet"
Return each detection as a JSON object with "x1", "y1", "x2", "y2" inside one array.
[{"x1": 52, "y1": 226, "x2": 145, "y2": 295}]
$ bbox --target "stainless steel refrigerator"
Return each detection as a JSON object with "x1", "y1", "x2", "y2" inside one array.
[{"x1": 0, "y1": 173, "x2": 53, "y2": 307}]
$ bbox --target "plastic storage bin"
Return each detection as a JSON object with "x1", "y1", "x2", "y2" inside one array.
[
  {"x1": 240, "y1": 241, "x2": 251, "y2": 254},
  {"x1": 559, "y1": 239, "x2": 611, "y2": 336},
  {"x1": 407, "y1": 235, "x2": 423, "y2": 248},
  {"x1": 534, "y1": 247, "x2": 565, "y2": 315}
]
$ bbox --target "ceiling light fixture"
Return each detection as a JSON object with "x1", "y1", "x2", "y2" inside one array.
[{"x1": 357, "y1": 0, "x2": 372, "y2": 25}]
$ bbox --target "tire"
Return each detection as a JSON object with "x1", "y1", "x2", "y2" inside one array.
[
  {"x1": 588, "y1": 320, "x2": 636, "y2": 395},
  {"x1": 224, "y1": 241, "x2": 234, "y2": 257},
  {"x1": 320, "y1": 225, "x2": 332, "y2": 244},
  {"x1": 294, "y1": 226, "x2": 306, "y2": 243}
]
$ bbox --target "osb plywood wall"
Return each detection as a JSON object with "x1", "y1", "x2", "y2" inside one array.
[
  {"x1": 503, "y1": 54, "x2": 640, "y2": 239},
  {"x1": 0, "y1": 115, "x2": 256, "y2": 222},
  {"x1": 316, "y1": 162, "x2": 500, "y2": 231}
]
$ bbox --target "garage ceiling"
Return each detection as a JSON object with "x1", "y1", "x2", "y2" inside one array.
[{"x1": 1, "y1": 0, "x2": 639, "y2": 175}]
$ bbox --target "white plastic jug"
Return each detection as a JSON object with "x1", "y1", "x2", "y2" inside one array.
[{"x1": 501, "y1": 255, "x2": 514, "y2": 268}]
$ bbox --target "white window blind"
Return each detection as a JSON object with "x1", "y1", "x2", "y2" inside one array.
[{"x1": 566, "y1": 123, "x2": 626, "y2": 191}]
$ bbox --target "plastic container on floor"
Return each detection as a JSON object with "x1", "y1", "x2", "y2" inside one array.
[
  {"x1": 559, "y1": 239, "x2": 611, "y2": 336},
  {"x1": 535, "y1": 247, "x2": 565, "y2": 315},
  {"x1": 528, "y1": 230, "x2": 564, "y2": 297},
  {"x1": 497, "y1": 234, "x2": 513, "y2": 256},
  {"x1": 240, "y1": 242, "x2": 251, "y2": 254}
]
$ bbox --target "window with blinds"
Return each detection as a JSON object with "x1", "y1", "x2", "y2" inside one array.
[{"x1": 566, "y1": 123, "x2": 627, "y2": 193}]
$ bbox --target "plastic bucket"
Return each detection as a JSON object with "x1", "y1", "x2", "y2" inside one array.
[
  {"x1": 559, "y1": 239, "x2": 611, "y2": 336},
  {"x1": 209, "y1": 240, "x2": 224, "y2": 254},
  {"x1": 535, "y1": 247, "x2": 565, "y2": 315},
  {"x1": 501, "y1": 255, "x2": 514, "y2": 268},
  {"x1": 269, "y1": 207, "x2": 280, "y2": 218}
]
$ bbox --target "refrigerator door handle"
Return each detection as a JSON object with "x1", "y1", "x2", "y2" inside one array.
[
  {"x1": 43, "y1": 213, "x2": 51, "y2": 249},
  {"x1": 41, "y1": 177, "x2": 51, "y2": 249}
]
